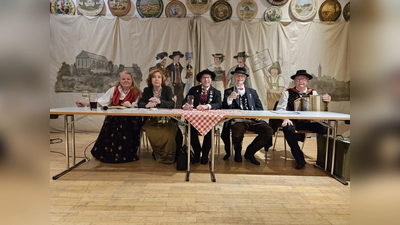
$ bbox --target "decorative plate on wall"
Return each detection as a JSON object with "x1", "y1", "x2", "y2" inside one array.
[
  {"x1": 165, "y1": 0, "x2": 187, "y2": 18},
  {"x1": 108, "y1": 0, "x2": 131, "y2": 17},
  {"x1": 237, "y1": 0, "x2": 258, "y2": 22},
  {"x1": 289, "y1": 0, "x2": 318, "y2": 21},
  {"x1": 77, "y1": 0, "x2": 104, "y2": 16},
  {"x1": 186, "y1": 0, "x2": 212, "y2": 15},
  {"x1": 136, "y1": 0, "x2": 163, "y2": 18},
  {"x1": 264, "y1": 6, "x2": 282, "y2": 22},
  {"x1": 343, "y1": 2, "x2": 350, "y2": 22},
  {"x1": 210, "y1": 0, "x2": 232, "y2": 22},
  {"x1": 50, "y1": 0, "x2": 76, "y2": 15},
  {"x1": 319, "y1": 0, "x2": 341, "y2": 22},
  {"x1": 267, "y1": 0, "x2": 289, "y2": 6}
]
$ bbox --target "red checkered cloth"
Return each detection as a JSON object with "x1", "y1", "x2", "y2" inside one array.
[{"x1": 179, "y1": 110, "x2": 228, "y2": 136}]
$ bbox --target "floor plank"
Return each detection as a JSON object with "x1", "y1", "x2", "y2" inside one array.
[{"x1": 50, "y1": 132, "x2": 350, "y2": 225}]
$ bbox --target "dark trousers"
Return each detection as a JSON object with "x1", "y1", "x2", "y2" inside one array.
[
  {"x1": 282, "y1": 121, "x2": 328, "y2": 163},
  {"x1": 190, "y1": 126, "x2": 212, "y2": 160},
  {"x1": 221, "y1": 119, "x2": 273, "y2": 156}
]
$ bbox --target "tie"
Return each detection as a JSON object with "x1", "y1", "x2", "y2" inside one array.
[
  {"x1": 174, "y1": 64, "x2": 181, "y2": 83},
  {"x1": 200, "y1": 89, "x2": 207, "y2": 104},
  {"x1": 238, "y1": 87, "x2": 244, "y2": 91}
]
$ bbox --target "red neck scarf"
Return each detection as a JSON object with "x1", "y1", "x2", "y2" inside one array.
[
  {"x1": 287, "y1": 87, "x2": 314, "y2": 95},
  {"x1": 111, "y1": 86, "x2": 139, "y2": 106}
]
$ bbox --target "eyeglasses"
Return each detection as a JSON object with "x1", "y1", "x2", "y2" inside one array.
[
  {"x1": 201, "y1": 76, "x2": 212, "y2": 80},
  {"x1": 235, "y1": 74, "x2": 246, "y2": 78},
  {"x1": 294, "y1": 78, "x2": 308, "y2": 82}
]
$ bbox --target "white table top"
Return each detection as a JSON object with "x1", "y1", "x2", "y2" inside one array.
[{"x1": 50, "y1": 107, "x2": 350, "y2": 121}]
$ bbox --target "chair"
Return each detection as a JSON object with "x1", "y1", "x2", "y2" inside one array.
[
  {"x1": 272, "y1": 128, "x2": 314, "y2": 160},
  {"x1": 270, "y1": 100, "x2": 316, "y2": 160},
  {"x1": 229, "y1": 130, "x2": 257, "y2": 162}
]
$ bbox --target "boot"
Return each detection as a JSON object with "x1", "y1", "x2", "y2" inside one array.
[
  {"x1": 233, "y1": 144, "x2": 242, "y2": 162},
  {"x1": 200, "y1": 148, "x2": 210, "y2": 165}
]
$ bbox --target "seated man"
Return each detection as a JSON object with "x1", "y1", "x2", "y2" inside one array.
[
  {"x1": 276, "y1": 69, "x2": 332, "y2": 169},
  {"x1": 182, "y1": 69, "x2": 222, "y2": 164},
  {"x1": 221, "y1": 67, "x2": 273, "y2": 165}
]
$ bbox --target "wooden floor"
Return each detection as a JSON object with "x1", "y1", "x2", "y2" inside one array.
[{"x1": 50, "y1": 132, "x2": 350, "y2": 225}]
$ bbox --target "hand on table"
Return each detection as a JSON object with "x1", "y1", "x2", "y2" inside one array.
[
  {"x1": 122, "y1": 101, "x2": 133, "y2": 108},
  {"x1": 196, "y1": 104, "x2": 209, "y2": 111},
  {"x1": 182, "y1": 103, "x2": 194, "y2": 110},
  {"x1": 145, "y1": 102, "x2": 157, "y2": 108},
  {"x1": 75, "y1": 100, "x2": 86, "y2": 107},
  {"x1": 149, "y1": 97, "x2": 161, "y2": 104}
]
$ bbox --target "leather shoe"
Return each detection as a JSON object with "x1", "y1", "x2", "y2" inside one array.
[
  {"x1": 295, "y1": 161, "x2": 306, "y2": 169},
  {"x1": 245, "y1": 154, "x2": 260, "y2": 165},
  {"x1": 223, "y1": 153, "x2": 230, "y2": 160},
  {"x1": 200, "y1": 156, "x2": 209, "y2": 165},
  {"x1": 192, "y1": 157, "x2": 200, "y2": 164},
  {"x1": 234, "y1": 154, "x2": 242, "y2": 162}
]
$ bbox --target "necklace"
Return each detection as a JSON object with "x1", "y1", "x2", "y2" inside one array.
[{"x1": 153, "y1": 87, "x2": 162, "y2": 98}]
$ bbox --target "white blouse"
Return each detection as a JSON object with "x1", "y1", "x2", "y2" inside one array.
[{"x1": 97, "y1": 86, "x2": 139, "y2": 107}]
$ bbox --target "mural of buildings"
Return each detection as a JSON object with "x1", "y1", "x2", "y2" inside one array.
[
  {"x1": 54, "y1": 50, "x2": 143, "y2": 93},
  {"x1": 76, "y1": 50, "x2": 109, "y2": 70}
]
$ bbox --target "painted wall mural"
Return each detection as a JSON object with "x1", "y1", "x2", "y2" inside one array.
[{"x1": 54, "y1": 50, "x2": 143, "y2": 93}]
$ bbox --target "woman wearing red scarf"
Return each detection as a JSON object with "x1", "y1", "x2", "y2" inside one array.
[{"x1": 76, "y1": 71, "x2": 142, "y2": 163}]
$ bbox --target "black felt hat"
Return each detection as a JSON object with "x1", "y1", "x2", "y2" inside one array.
[
  {"x1": 169, "y1": 51, "x2": 184, "y2": 59},
  {"x1": 230, "y1": 67, "x2": 249, "y2": 77},
  {"x1": 196, "y1": 69, "x2": 216, "y2": 82},
  {"x1": 290, "y1": 70, "x2": 313, "y2": 80}
]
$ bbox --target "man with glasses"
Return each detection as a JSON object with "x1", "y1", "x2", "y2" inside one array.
[
  {"x1": 276, "y1": 70, "x2": 332, "y2": 169},
  {"x1": 221, "y1": 67, "x2": 273, "y2": 165},
  {"x1": 182, "y1": 69, "x2": 222, "y2": 164}
]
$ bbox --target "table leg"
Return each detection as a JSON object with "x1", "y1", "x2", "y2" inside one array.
[
  {"x1": 185, "y1": 123, "x2": 191, "y2": 182},
  {"x1": 64, "y1": 115, "x2": 69, "y2": 169},
  {"x1": 210, "y1": 127, "x2": 216, "y2": 182},
  {"x1": 52, "y1": 114, "x2": 86, "y2": 180},
  {"x1": 71, "y1": 115, "x2": 76, "y2": 165}
]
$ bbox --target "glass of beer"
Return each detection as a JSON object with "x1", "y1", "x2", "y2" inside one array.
[
  {"x1": 89, "y1": 93, "x2": 98, "y2": 110},
  {"x1": 187, "y1": 95, "x2": 194, "y2": 107}
]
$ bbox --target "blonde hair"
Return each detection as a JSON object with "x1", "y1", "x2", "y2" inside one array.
[{"x1": 117, "y1": 71, "x2": 141, "y2": 96}]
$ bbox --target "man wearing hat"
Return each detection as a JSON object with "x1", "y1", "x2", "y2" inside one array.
[
  {"x1": 227, "y1": 51, "x2": 252, "y2": 89},
  {"x1": 166, "y1": 51, "x2": 186, "y2": 108},
  {"x1": 221, "y1": 67, "x2": 273, "y2": 165},
  {"x1": 208, "y1": 53, "x2": 226, "y2": 93},
  {"x1": 149, "y1": 52, "x2": 170, "y2": 86},
  {"x1": 276, "y1": 69, "x2": 332, "y2": 169},
  {"x1": 182, "y1": 69, "x2": 222, "y2": 164}
]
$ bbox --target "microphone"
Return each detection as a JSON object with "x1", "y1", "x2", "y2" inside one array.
[{"x1": 101, "y1": 106, "x2": 108, "y2": 111}]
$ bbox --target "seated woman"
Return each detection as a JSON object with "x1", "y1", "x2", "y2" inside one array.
[
  {"x1": 75, "y1": 71, "x2": 142, "y2": 163},
  {"x1": 138, "y1": 68, "x2": 183, "y2": 164}
]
